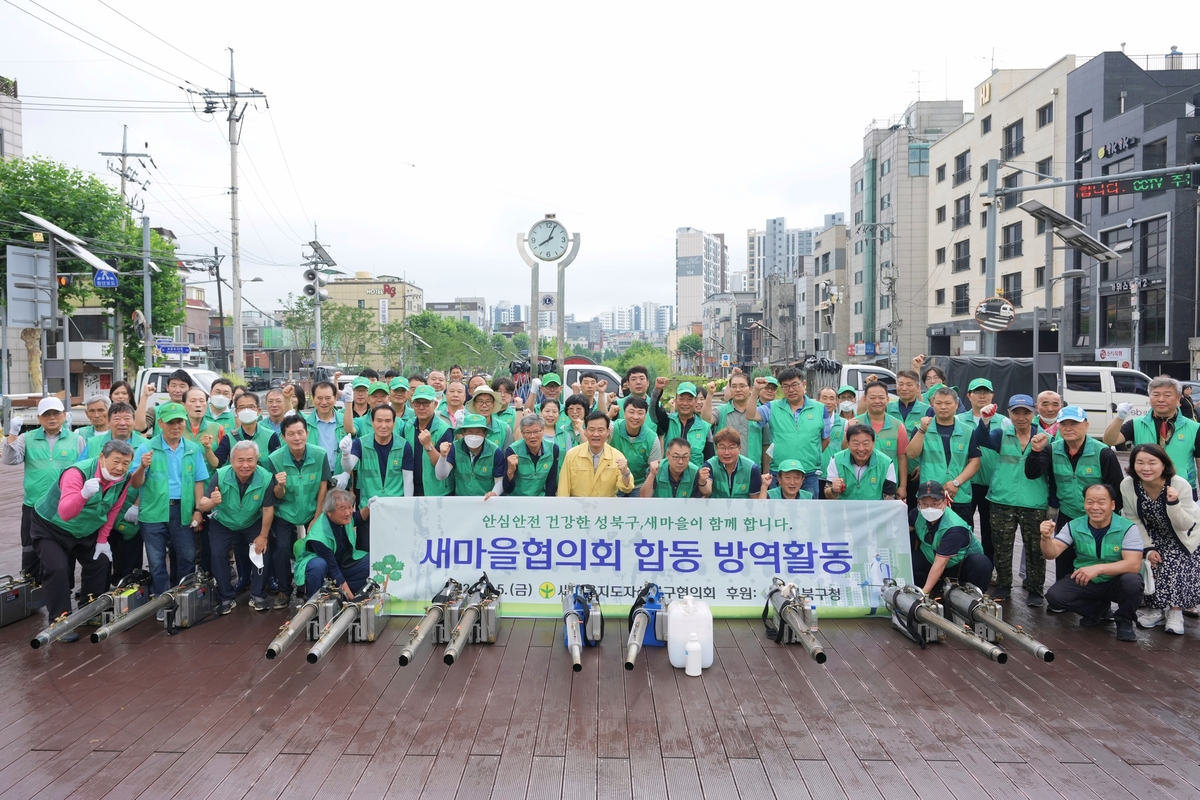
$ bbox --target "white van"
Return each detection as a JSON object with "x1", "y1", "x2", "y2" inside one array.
[{"x1": 1062, "y1": 366, "x2": 1152, "y2": 429}]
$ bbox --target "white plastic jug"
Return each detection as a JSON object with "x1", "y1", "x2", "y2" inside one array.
[{"x1": 667, "y1": 595, "x2": 714, "y2": 669}]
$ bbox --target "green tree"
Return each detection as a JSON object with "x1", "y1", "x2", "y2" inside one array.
[
  {"x1": 511, "y1": 332, "x2": 530, "y2": 354},
  {"x1": 677, "y1": 333, "x2": 704, "y2": 374},
  {"x1": 277, "y1": 292, "x2": 315, "y2": 354},
  {"x1": 322, "y1": 302, "x2": 374, "y2": 367}
]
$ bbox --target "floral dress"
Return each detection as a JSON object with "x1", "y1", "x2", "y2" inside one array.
[{"x1": 1135, "y1": 481, "x2": 1200, "y2": 609}]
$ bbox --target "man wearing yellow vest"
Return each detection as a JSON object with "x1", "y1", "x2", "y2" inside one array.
[
  {"x1": 1040, "y1": 483, "x2": 1143, "y2": 642},
  {"x1": 650, "y1": 378, "x2": 714, "y2": 469},
  {"x1": 269, "y1": 415, "x2": 331, "y2": 606},
  {"x1": 559, "y1": 413, "x2": 636, "y2": 497},
  {"x1": 293, "y1": 488, "x2": 373, "y2": 599},
  {"x1": 756, "y1": 367, "x2": 831, "y2": 497},
  {"x1": 31, "y1": 439, "x2": 136, "y2": 639},
  {"x1": 502, "y1": 414, "x2": 561, "y2": 496},
  {"x1": 1104, "y1": 375, "x2": 1200, "y2": 494},
  {"x1": 825, "y1": 423, "x2": 898, "y2": 500}
]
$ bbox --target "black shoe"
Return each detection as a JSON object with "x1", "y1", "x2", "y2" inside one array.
[
  {"x1": 273, "y1": 593, "x2": 291, "y2": 610},
  {"x1": 1046, "y1": 606, "x2": 1065, "y2": 614},
  {"x1": 1026, "y1": 592, "x2": 1045, "y2": 607},
  {"x1": 218, "y1": 600, "x2": 236, "y2": 615},
  {"x1": 1116, "y1": 619, "x2": 1137, "y2": 642},
  {"x1": 1080, "y1": 611, "x2": 1104, "y2": 627},
  {"x1": 57, "y1": 630, "x2": 80, "y2": 643},
  {"x1": 991, "y1": 586, "x2": 1011, "y2": 600}
]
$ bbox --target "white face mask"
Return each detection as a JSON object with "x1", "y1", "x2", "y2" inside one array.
[
  {"x1": 839, "y1": 401, "x2": 857, "y2": 414},
  {"x1": 463, "y1": 434, "x2": 485, "y2": 449},
  {"x1": 237, "y1": 409, "x2": 259, "y2": 425},
  {"x1": 100, "y1": 466, "x2": 121, "y2": 482},
  {"x1": 210, "y1": 394, "x2": 231, "y2": 410},
  {"x1": 920, "y1": 507, "x2": 944, "y2": 522}
]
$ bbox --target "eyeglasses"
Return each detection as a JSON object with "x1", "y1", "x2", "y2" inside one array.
[{"x1": 667, "y1": 453, "x2": 690, "y2": 460}]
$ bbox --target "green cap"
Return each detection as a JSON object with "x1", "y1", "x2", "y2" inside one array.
[
  {"x1": 389, "y1": 376, "x2": 410, "y2": 391},
  {"x1": 676, "y1": 381, "x2": 698, "y2": 397},
  {"x1": 837, "y1": 384, "x2": 856, "y2": 396},
  {"x1": 368, "y1": 381, "x2": 390, "y2": 395},
  {"x1": 410, "y1": 385, "x2": 437, "y2": 402},
  {"x1": 542, "y1": 373, "x2": 562, "y2": 386},
  {"x1": 156, "y1": 402, "x2": 187, "y2": 423},
  {"x1": 777, "y1": 459, "x2": 805, "y2": 474},
  {"x1": 459, "y1": 412, "x2": 489, "y2": 430},
  {"x1": 968, "y1": 378, "x2": 993, "y2": 392},
  {"x1": 764, "y1": 377, "x2": 780, "y2": 387},
  {"x1": 351, "y1": 377, "x2": 371, "y2": 389}
]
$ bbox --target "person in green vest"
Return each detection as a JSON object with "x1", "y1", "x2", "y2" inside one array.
[
  {"x1": 849, "y1": 381, "x2": 909, "y2": 497},
  {"x1": 558, "y1": 395, "x2": 589, "y2": 450},
  {"x1": 182, "y1": 387, "x2": 223, "y2": 471},
  {"x1": 389, "y1": 376, "x2": 415, "y2": 425},
  {"x1": 268, "y1": 415, "x2": 332, "y2": 606},
  {"x1": 433, "y1": 413, "x2": 507, "y2": 498},
  {"x1": 346, "y1": 376, "x2": 373, "y2": 424},
  {"x1": 202, "y1": 377, "x2": 236, "y2": 430},
  {"x1": 4, "y1": 397, "x2": 86, "y2": 581},
  {"x1": 766, "y1": 460, "x2": 813, "y2": 500},
  {"x1": 81, "y1": 402, "x2": 147, "y2": 461},
  {"x1": 957, "y1": 377, "x2": 1002, "y2": 560},
  {"x1": 129, "y1": 402, "x2": 209, "y2": 599},
  {"x1": 975, "y1": 395, "x2": 1050, "y2": 604},
  {"x1": 81, "y1": 402, "x2": 148, "y2": 583},
  {"x1": 911, "y1": 480, "x2": 992, "y2": 594},
  {"x1": 884, "y1": 370, "x2": 932, "y2": 436},
  {"x1": 825, "y1": 424, "x2": 898, "y2": 500},
  {"x1": 650, "y1": 378, "x2": 714, "y2": 469},
  {"x1": 641, "y1": 438, "x2": 711, "y2": 498},
  {"x1": 502, "y1": 414, "x2": 561, "y2": 496},
  {"x1": 1104, "y1": 375, "x2": 1200, "y2": 492},
  {"x1": 294, "y1": 488, "x2": 373, "y2": 600},
  {"x1": 466, "y1": 386, "x2": 514, "y2": 450},
  {"x1": 1041, "y1": 483, "x2": 1144, "y2": 642},
  {"x1": 613, "y1": 366, "x2": 656, "y2": 437},
  {"x1": 405, "y1": 385, "x2": 455, "y2": 497},
  {"x1": 30, "y1": 439, "x2": 136, "y2": 638},
  {"x1": 906, "y1": 387, "x2": 981, "y2": 522},
  {"x1": 492, "y1": 377, "x2": 518, "y2": 435},
  {"x1": 303, "y1": 381, "x2": 351, "y2": 491},
  {"x1": 1035, "y1": 391, "x2": 1063, "y2": 439},
  {"x1": 134, "y1": 368, "x2": 193, "y2": 434},
  {"x1": 757, "y1": 376, "x2": 779, "y2": 407},
  {"x1": 343, "y1": 382, "x2": 393, "y2": 440},
  {"x1": 1023, "y1": 406, "x2": 1125, "y2": 588},
  {"x1": 214, "y1": 392, "x2": 281, "y2": 467},
  {"x1": 705, "y1": 428, "x2": 763, "y2": 499},
  {"x1": 196, "y1": 439, "x2": 276, "y2": 614},
  {"x1": 609, "y1": 396, "x2": 660, "y2": 494},
  {"x1": 75, "y1": 394, "x2": 112, "y2": 441},
  {"x1": 262, "y1": 388, "x2": 290, "y2": 434},
  {"x1": 523, "y1": 372, "x2": 565, "y2": 414},
  {"x1": 817, "y1": 387, "x2": 843, "y2": 450},
  {"x1": 756, "y1": 367, "x2": 830, "y2": 497},
  {"x1": 702, "y1": 371, "x2": 770, "y2": 470},
  {"x1": 341, "y1": 404, "x2": 414, "y2": 551}
]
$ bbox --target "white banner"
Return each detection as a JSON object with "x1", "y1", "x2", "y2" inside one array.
[{"x1": 369, "y1": 497, "x2": 912, "y2": 618}]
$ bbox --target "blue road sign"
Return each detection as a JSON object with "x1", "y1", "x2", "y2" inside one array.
[
  {"x1": 93, "y1": 270, "x2": 118, "y2": 289},
  {"x1": 159, "y1": 344, "x2": 191, "y2": 356}
]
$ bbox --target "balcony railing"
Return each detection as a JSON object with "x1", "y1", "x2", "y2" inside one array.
[
  {"x1": 1002, "y1": 137, "x2": 1025, "y2": 159},
  {"x1": 953, "y1": 166, "x2": 971, "y2": 186},
  {"x1": 1000, "y1": 240, "x2": 1024, "y2": 260},
  {"x1": 952, "y1": 255, "x2": 971, "y2": 273},
  {"x1": 952, "y1": 212, "x2": 971, "y2": 230},
  {"x1": 952, "y1": 298, "x2": 971, "y2": 316}
]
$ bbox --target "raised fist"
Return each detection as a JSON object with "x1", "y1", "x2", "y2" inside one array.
[
  {"x1": 919, "y1": 416, "x2": 932, "y2": 432},
  {"x1": 698, "y1": 466, "x2": 711, "y2": 485},
  {"x1": 1031, "y1": 432, "x2": 1049, "y2": 452},
  {"x1": 282, "y1": 384, "x2": 295, "y2": 397},
  {"x1": 1166, "y1": 485, "x2": 1180, "y2": 503},
  {"x1": 754, "y1": 377, "x2": 768, "y2": 389},
  {"x1": 275, "y1": 471, "x2": 288, "y2": 487},
  {"x1": 1116, "y1": 402, "x2": 1133, "y2": 420},
  {"x1": 598, "y1": 379, "x2": 608, "y2": 393},
  {"x1": 7, "y1": 416, "x2": 23, "y2": 436},
  {"x1": 864, "y1": 374, "x2": 878, "y2": 384},
  {"x1": 707, "y1": 382, "x2": 716, "y2": 393},
  {"x1": 1039, "y1": 520, "x2": 1056, "y2": 538},
  {"x1": 912, "y1": 354, "x2": 926, "y2": 369},
  {"x1": 615, "y1": 456, "x2": 628, "y2": 473},
  {"x1": 80, "y1": 478, "x2": 102, "y2": 499},
  {"x1": 417, "y1": 429, "x2": 432, "y2": 449},
  {"x1": 339, "y1": 434, "x2": 353, "y2": 455},
  {"x1": 761, "y1": 472, "x2": 773, "y2": 489},
  {"x1": 439, "y1": 441, "x2": 452, "y2": 457},
  {"x1": 655, "y1": 376, "x2": 669, "y2": 391},
  {"x1": 142, "y1": 384, "x2": 157, "y2": 399},
  {"x1": 200, "y1": 433, "x2": 213, "y2": 450},
  {"x1": 141, "y1": 451, "x2": 153, "y2": 469},
  {"x1": 507, "y1": 453, "x2": 520, "y2": 470},
  {"x1": 981, "y1": 403, "x2": 998, "y2": 419},
  {"x1": 830, "y1": 477, "x2": 846, "y2": 496},
  {"x1": 647, "y1": 460, "x2": 660, "y2": 475}
]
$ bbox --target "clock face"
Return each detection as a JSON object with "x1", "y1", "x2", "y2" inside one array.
[{"x1": 528, "y1": 220, "x2": 568, "y2": 261}]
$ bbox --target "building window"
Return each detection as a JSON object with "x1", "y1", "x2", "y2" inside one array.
[
  {"x1": 880, "y1": 228, "x2": 892, "y2": 243},
  {"x1": 953, "y1": 151, "x2": 971, "y2": 186},
  {"x1": 1140, "y1": 216, "x2": 1168, "y2": 274},
  {"x1": 952, "y1": 195, "x2": 970, "y2": 229},
  {"x1": 1036, "y1": 218, "x2": 1047, "y2": 235},
  {"x1": 880, "y1": 158, "x2": 891, "y2": 177},
  {"x1": 853, "y1": 210, "x2": 863, "y2": 225},
  {"x1": 879, "y1": 328, "x2": 890, "y2": 341},
  {"x1": 1037, "y1": 102, "x2": 1054, "y2": 128},
  {"x1": 980, "y1": 162, "x2": 989, "y2": 181},
  {"x1": 1100, "y1": 226, "x2": 1134, "y2": 282},
  {"x1": 1142, "y1": 140, "x2": 1168, "y2": 198},
  {"x1": 880, "y1": 193, "x2": 891, "y2": 210},
  {"x1": 980, "y1": 257, "x2": 987, "y2": 274},
  {"x1": 980, "y1": 210, "x2": 988, "y2": 228},
  {"x1": 953, "y1": 240, "x2": 970, "y2": 272},
  {"x1": 981, "y1": 115, "x2": 992, "y2": 135},
  {"x1": 854, "y1": 178, "x2": 864, "y2": 194},
  {"x1": 357, "y1": 300, "x2": 366, "y2": 308},
  {"x1": 1001, "y1": 222, "x2": 1023, "y2": 259},
  {"x1": 854, "y1": 301, "x2": 864, "y2": 314},
  {"x1": 1102, "y1": 157, "x2": 1134, "y2": 215},
  {"x1": 936, "y1": 289, "x2": 946, "y2": 305},
  {"x1": 908, "y1": 143, "x2": 930, "y2": 176},
  {"x1": 854, "y1": 271, "x2": 864, "y2": 284},
  {"x1": 854, "y1": 332, "x2": 864, "y2": 343},
  {"x1": 1001, "y1": 172, "x2": 1022, "y2": 210},
  {"x1": 936, "y1": 164, "x2": 946, "y2": 182},
  {"x1": 1101, "y1": 293, "x2": 1131, "y2": 346},
  {"x1": 854, "y1": 240, "x2": 864, "y2": 254},
  {"x1": 1141, "y1": 288, "x2": 1166, "y2": 344},
  {"x1": 953, "y1": 284, "x2": 970, "y2": 316},
  {"x1": 936, "y1": 206, "x2": 946, "y2": 224},
  {"x1": 1036, "y1": 157, "x2": 1053, "y2": 181},
  {"x1": 1035, "y1": 266, "x2": 1045, "y2": 287},
  {"x1": 1002, "y1": 271, "x2": 1023, "y2": 306},
  {"x1": 880, "y1": 295, "x2": 890, "y2": 309},
  {"x1": 1003, "y1": 119, "x2": 1024, "y2": 159},
  {"x1": 935, "y1": 247, "x2": 946, "y2": 265}
]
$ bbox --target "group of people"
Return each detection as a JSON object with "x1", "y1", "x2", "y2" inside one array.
[{"x1": 7, "y1": 357, "x2": 1199, "y2": 646}]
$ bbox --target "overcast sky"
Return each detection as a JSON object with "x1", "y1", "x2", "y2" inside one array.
[{"x1": 0, "y1": 1, "x2": 1189, "y2": 320}]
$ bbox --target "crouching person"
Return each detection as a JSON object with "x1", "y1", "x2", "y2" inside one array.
[
  {"x1": 293, "y1": 488, "x2": 371, "y2": 600},
  {"x1": 1041, "y1": 483, "x2": 1144, "y2": 642},
  {"x1": 911, "y1": 480, "x2": 993, "y2": 595},
  {"x1": 32, "y1": 440, "x2": 136, "y2": 641},
  {"x1": 197, "y1": 440, "x2": 275, "y2": 615}
]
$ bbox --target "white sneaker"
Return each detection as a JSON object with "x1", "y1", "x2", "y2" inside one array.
[
  {"x1": 1165, "y1": 609, "x2": 1184, "y2": 635},
  {"x1": 1137, "y1": 608, "x2": 1165, "y2": 628}
]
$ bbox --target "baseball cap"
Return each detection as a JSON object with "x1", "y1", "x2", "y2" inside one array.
[
  {"x1": 410, "y1": 385, "x2": 437, "y2": 402},
  {"x1": 542, "y1": 373, "x2": 562, "y2": 386},
  {"x1": 37, "y1": 397, "x2": 65, "y2": 415},
  {"x1": 968, "y1": 378, "x2": 993, "y2": 392},
  {"x1": 837, "y1": 384, "x2": 856, "y2": 396},
  {"x1": 1007, "y1": 394, "x2": 1035, "y2": 411},
  {"x1": 351, "y1": 377, "x2": 371, "y2": 390},
  {"x1": 676, "y1": 382, "x2": 698, "y2": 397},
  {"x1": 764, "y1": 377, "x2": 780, "y2": 387},
  {"x1": 368, "y1": 382, "x2": 390, "y2": 395},
  {"x1": 459, "y1": 412, "x2": 489, "y2": 430},
  {"x1": 156, "y1": 402, "x2": 187, "y2": 423},
  {"x1": 1058, "y1": 406, "x2": 1088, "y2": 423},
  {"x1": 389, "y1": 376, "x2": 410, "y2": 391},
  {"x1": 776, "y1": 459, "x2": 805, "y2": 474},
  {"x1": 916, "y1": 480, "x2": 946, "y2": 500}
]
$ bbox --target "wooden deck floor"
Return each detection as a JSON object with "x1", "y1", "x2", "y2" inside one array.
[{"x1": 3, "y1": 467, "x2": 1200, "y2": 799}]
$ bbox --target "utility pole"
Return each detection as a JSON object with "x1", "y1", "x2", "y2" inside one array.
[
  {"x1": 99, "y1": 125, "x2": 150, "y2": 222},
  {"x1": 203, "y1": 50, "x2": 266, "y2": 379},
  {"x1": 982, "y1": 158, "x2": 1000, "y2": 357},
  {"x1": 142, "y1": 217, "x2": 153, "y2": 369},
  {"x1": 213, "y1": 247, "x2": 227, "y2": 372}
]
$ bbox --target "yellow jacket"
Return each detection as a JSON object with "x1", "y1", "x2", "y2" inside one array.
[{"x1": 557, "y1": 442, "x2": 635, "y2": 497}]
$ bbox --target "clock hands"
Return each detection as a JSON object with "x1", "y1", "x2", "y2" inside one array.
[{"x1": 537, "y1": 232, "x2": 555, "y2": 247}]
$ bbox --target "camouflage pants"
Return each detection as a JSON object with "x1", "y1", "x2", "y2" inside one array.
[{"x1": 990, "y1": 502, "x2": 1046, "y2": 594}]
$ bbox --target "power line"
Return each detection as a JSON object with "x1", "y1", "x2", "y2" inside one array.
[
  {"x1": 95, "y1": 0, "x2": 230, "y2": 83},
  {"x1": 266, "y1": 108, "x2": 313, "y2": 230}
]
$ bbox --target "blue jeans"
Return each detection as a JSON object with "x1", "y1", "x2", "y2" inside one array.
[
  {"x1": 141, "y1": 504, "x2": 196, "y2": 596},
  {"x1": 208, "y1": 519, "x2": 266, "y2": 602},
  {"x1": 304, "y1": 554, "x2": 370, "y2": 599}
]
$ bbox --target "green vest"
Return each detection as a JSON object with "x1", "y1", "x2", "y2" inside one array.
[
  {"x1": 495, "y1": 406, "x2": 517, "y2": 437},
  {"x1": 1069, "y1": 515, "x2": 1134, "y2": 583},
  {"x1": 827, "y1": 415, "x2": 848, "y2": 451},
  {"x1": 355, "y1": 436, "x2": 407, "y2": 507},
  {"x1": 83, "y1": 431, "x2": 147, "y2": 461},
  {"x1": 293, "y1": 512, "x2": 367, "y2": 589},
  {"x1": 268, "y1": 444, "x2": 328, "y2": 525},
  {"x1": 1132, "y1": 411, "x2": 1200, "y2": 489},
  {"x1": 958, "y1": 411, "x2": 1003, "y2": 486},
  {"x1": 610, "y1": 422, "x2": 655, "y2": 486},
  {"x1": 483, "y1": 416, "x2": 510, "y2": 451},
  {"x1": 666, "y1": 414, "x2": 711, "y2": 468},
  {"x1": 653, "y1": 463, "x2": 699, "y2": 498},
  {"x1": 766, "y1": 398, "x2": 826, "y2": 474},
  {"x1": 767, "y1": 485, "x2": 813, "y2": 500},
  {"x1": 22, "y1": 428, "x2": 81, "y2": 507},
  {"x1": 1051, "y1": 437, "x2": 1104, "y2": 519},
  {"x1": 402, "y1": 418, "x2": 453, "y2": 497},
  {"x1": 203, "y1": 407, "x2": 235, "y2": 430},
  {"x1": 716, "y1": 402, "x2": 765, "y2": 467},
  {"x1": 300, "y1": 410, "x2": 346, "y2": 475},
  {"x1": 831, "y1": 448, "x2": 893, "y2": 500},
  {"x1": 210, "y1": 464, "x2": 272, "y2": 530},
  {"x1": 917, "y1": 417, "x2": 976, "y2": 503},
  {"x1": 182, "y1": 418, "x2": 223, "y2": 448},
  {"x1": 230, "y1": 423, "x2": 277, "y2": 459},
  {"x1": 138, "y1": 435, "x2": 203, "y2": 524},
  {"x1": 112, "y1": 486, "x2": 141, "y2": 541},
  {"x1": 705, "y1": 455, "x2": 756, "y2": 499},
  {"x1": 620, "y1": 395, "x2": 656, "y2": 437},
  {"x1": 987, "y1": 420, "x2": 1049, "y2": 509},
  {"x1": 846, "y1": 413, "x2": 902, "y2": 466},
  {"x1": 508, "y1": 438, "x2": 556, "y2": 497},
  {"x1": 453, "y1": 439, "x2": 499, "y2": 497},
  {"x1": 34, "y1": 457, "x2": 129, "y2": 538},
  {"x1": 887, "y1": 398, "x2": 931, "y2": 434},
  {"x1": 555, "y1": 418, "x2": 581, "y2": 452},
  {"x1": 75, "y1": 425, "x2": 103, "y2": 441},
  {"x1": 916, "y1": 508, "x2": 983, "y2": 568}
]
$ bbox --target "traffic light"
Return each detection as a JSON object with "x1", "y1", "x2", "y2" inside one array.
[
  {"x1": 303, "y1": 268, "x2": 328, "y2": 303},
  {"x1": 57, "y1": 275, "x2": 71, "y2": 288}
]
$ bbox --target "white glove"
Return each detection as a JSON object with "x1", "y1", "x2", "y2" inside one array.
[
  {"x1": 531, "y1": 378, "x2": 542, "y2": 391},
  {"x1": 80, "y1": 478, "x2": 102, "y2": 499},
  {"x1": 124, "y1": 505, "x2": 140, "y2": 523},
  {"x1": 7, "y1": 416, "x2": 23, "y2": 436},
  {"x1": 93, "y1": 541, "x2": 112, "y2": 562},
  {"x1": 1116, "y1": 402, "x2": 1133, "y2": 420},
  {"x1": 334, "y1": 472, "x2": 350, "y2": 491},
  {"x1": 452, "y1": 408, "x2": 465, "y2": 425},
  {"x1": 339, "y1": 434, "x2": 354, "y2": 455}
]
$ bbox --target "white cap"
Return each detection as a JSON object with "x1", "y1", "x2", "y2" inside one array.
[{"x1": 37, "y1": 397, "x2": 65, "y2": 415}]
